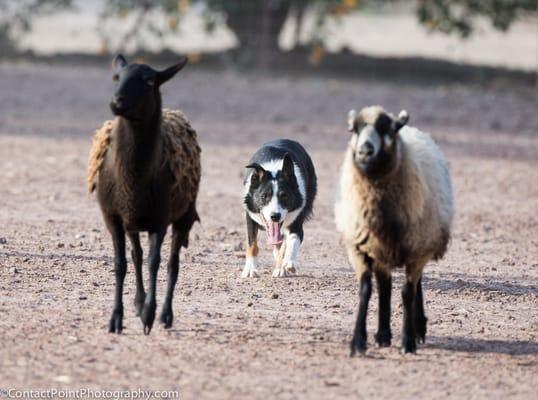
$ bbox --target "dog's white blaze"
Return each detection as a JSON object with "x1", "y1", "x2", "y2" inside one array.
[
  {"x1": 261, "y1": 180, "x2": 287, "y2": 223},
  {"x1": 357, "y1": 126, "x2": 381, "y2": 157}
]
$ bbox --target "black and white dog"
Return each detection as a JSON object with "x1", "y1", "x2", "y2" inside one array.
[{"x1": 242, "y1": 139, "x2": 317, "y2": 278}]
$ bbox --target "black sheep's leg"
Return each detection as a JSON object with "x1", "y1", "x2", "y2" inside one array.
[
  {"x1": 140, "y1": 228, "x2": 166, "y2": 335},
  {"x1": 401, "y1": 279, "x2": 417, "y2": 354},
  {"x1": 414, "y1": 277, "x2": 427, "y2": 344},
  {"x1": 374, "y1": 268, "x2": 392, "y2": 347},
  {"x1": 128, "y1": 233, "x2": 145, "y2": 316},
  {"x1": 348, "y1": 249, "x2": 373, "y2": 356},
  {"x1": 159, "y1": 226, "x2": 181, "y2": 329},
  {"x1": 107, "y1": 216, "x2": 127, "y2": 334},
  {"x1": 401, "y1": 261, "x2": 427, "y2": 354},
  {"x1": 161, "y1": 205, "x2": 198, "y2": 328}
]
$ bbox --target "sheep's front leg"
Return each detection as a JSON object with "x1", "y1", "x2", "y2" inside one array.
[
  {"x1": 107, "y1": 216, "x2": 127, "y2": 334},
  {"x1": 241, "y1": 213, "x2": 259, "y2": 278},
  {"x1": 349, "y1": 249, "x2": 373, "y2": 356},
  {"x1": 374, "y1": 268, "x2": 392, "y2": 347},
  {"x1": 128, "y1": 233, "x2": 145, "y2": 316},
  {"x1": 401, "y1": 260, "x2": 427, "y2": 353},
  {"x1": 273, "y1": 225, "x2": 302, "y2": 278},
  {"x1": 140, "y1": 229, "x2": 165, "y2": 335}
]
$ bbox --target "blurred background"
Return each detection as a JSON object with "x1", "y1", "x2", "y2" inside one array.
[{"x1": 0, "y1": 0, "x2": 536, "y2": 81}]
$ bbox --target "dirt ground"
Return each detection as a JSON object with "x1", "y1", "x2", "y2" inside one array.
[{"x1": 0, "y1": 62, "x2": 537, "y2": 399}]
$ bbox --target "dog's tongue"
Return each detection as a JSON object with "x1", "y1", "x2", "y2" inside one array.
[{"x1": 268, "y1": 222, "x2": 283, "y2": 245}]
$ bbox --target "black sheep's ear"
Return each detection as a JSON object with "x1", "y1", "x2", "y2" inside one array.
[
  {"x1": 281, "y1": 153, "x2": 295, "y2": 182},
  {"x1": 393, "y1": 110, "x2": 409, "y2": 132},
  {"x1": 156, "y1": 57, "x2": 188, "y2": 86},
  {"x1": 347, "y1": 109, "x2": 357, "y2": 132},
  {"x1": 112, "y1": 54, "x2": 128, "y2": 74},
  {"x1": 246, "y1": 163, "x2": 268, "y2": 186}
]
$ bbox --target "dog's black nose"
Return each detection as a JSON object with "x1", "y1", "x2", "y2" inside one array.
[{"x1": 270, "y1": 213, "x2": 281, "y2": 222}]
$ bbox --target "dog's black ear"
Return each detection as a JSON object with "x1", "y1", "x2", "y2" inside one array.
[
  {"x1": 246, "y1": 163, "x2": 268, "y2": 186},
  {"x1": 393, "y1": 110, "x2": 409, "y2": 132},
  {"x1": 281, "y1": 153, "x2": 295, "y2": 182}
]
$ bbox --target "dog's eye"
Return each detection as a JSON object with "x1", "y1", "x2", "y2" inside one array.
[
  {"x1": 278, "y1": 192, "x2": 287, "y2": 200},
  {"x1": 262, "y1": 193, "x2": 270, "y2": 202},
  {"x1": 112, "y1": 74, "x2": 119, "y2": 82},
  {"x1": 146, "y1": 78, "x2": 155, "y2": 86}
]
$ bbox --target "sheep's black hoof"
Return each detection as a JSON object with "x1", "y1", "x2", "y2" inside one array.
[
  {"x1": 350, "y1": 336, "x2": 367, "y2": 357},
  {"x1": 401, "y1": 335, "x2": 417, "y2": 354},
  {"x1": 375, "y1": 330, "x2": 392, "y2": 347},
  {"x1": 134, "y1": 291, "x2": 146, "y2": 316},
  {"x1": 140, "y1": 302, "x2": 156, "y2": 335},
  {"x1": 160, "y1": 306, "x2": 174, "y2": 329},
  {"x1": 415, "y1": 316, "x2": 427, "y2": 344},
  {"x1": 108, "y1": 307, "x2": 123, "y2": 334}
]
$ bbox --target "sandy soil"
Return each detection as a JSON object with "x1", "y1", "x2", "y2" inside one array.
[{"x1": 0, "y1": 62, "x2": 537, "y2": 399}]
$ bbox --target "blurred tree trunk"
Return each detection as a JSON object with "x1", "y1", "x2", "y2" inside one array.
[{"x1": 225, "y1": 1, "x2": 293, "y2": 69}]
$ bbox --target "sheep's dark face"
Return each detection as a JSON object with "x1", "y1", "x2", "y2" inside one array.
[
  {"x1": 348, "y1": 106, "x2": 409, "y2": 179},
  {"x1": 110, "y1": 54, "x2": 188, "y2": 121}
]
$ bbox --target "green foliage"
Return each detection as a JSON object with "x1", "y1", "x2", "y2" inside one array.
[
  {"x1": 0, "y1": 0, "x2": 72, "y2": 47},
  {"x1": 418, "y1": 0, "x2": 538, "y2": 38},
  {"x1": 0, "y1": 0, "x2": 536, "y2": 53}
]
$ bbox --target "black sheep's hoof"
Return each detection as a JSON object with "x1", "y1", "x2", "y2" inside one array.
[
  {"x1": 134, "y1": 292, "x2": 146, "y2": 316},
  {"x1": 350, "y1": 335, "x2": 367, "y2": 357},
  {"x1": 160, "y1": 307, "x2": 174, "y2": 329},
  {"x1": 140, "y1": 302, "x2": 156, "y2": 335},
  {"x1": 108, "y1": 307, "x2": 123, "y2": 334},
  {"x1": 415, "y1": 317, "x2": 427, "y2": 344},
  {"x1": 375, "y1": 330, "x2": 392, "y2": 347},
  {"x1": 401, "y1": 335, "x2": 417, "y2": 354}
]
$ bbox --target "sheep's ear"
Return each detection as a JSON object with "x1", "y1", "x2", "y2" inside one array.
[
  {"x1": 347, "y1": 109, "x2": 357, "y2": 132},
  {"x1": 281, "y1": 153, "x2": 295, "y2": 182},
  {"x1": 246, "y1": 163, "x2": 268, "y2": 186},
  {"x1": 112, "y1": 54, "x2": 128, "y2": 73},
  {"x1": 156, "y1": 57, "x2": 188, "y2": 86},
  {"x1": 394, "y1": 110, "x2": 409, "y2": 132}
]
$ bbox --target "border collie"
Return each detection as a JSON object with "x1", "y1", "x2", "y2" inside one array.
[{"x1": 242, "y1": 139, "x2": 317, "y2": 277}]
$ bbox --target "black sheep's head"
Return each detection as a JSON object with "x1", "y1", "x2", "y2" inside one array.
[
  {"x1": 347, "y1": 106, "x2": 409, "y2": 179},
  {"x1": 109, "y1": 54, "x2": 188, "y2": 120}
]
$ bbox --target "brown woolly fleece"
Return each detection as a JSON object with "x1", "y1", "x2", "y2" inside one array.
[
  {"x1": 335, "y1": 107, "x2": 452, "y2": 276},
  {"x1": 337, "y1": 146, "x2": 448, "y2": 270},
  {"x1": 87, "y1": 109, "x2": 201, "y2": 206}
]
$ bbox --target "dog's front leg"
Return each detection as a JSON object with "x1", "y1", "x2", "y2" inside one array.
[
  {"x1": 242, "y1": 213, "x2": 260, "y2": 278},
  {"x1": 272, "y1": 226, "x2": 302, "y2": 277}
]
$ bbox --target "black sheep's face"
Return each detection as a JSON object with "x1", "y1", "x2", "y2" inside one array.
[
  {"x1": 347, "y1": 108, "x2": 409, "y2": 179},
  {"x1": 109, "y1": 54, "x2": 188, "y2": 120}
]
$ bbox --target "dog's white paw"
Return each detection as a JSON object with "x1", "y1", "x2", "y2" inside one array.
[
  {"x1": 272, "y1": 265, "x2": 288, "y2": 278},
  {"x1": 272, "y1": 261, "x2": 297, "y2": 278},
  {"x1": 241, "y1": 258, "x2": 259, "y2": 278},
  {"x1": 283, "y1": 260, "x2": 298, "y2": 274}
]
